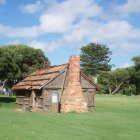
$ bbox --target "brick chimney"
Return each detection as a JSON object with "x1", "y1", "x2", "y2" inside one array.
[{"x1": 61, "y1": 56, "x2": 87, "y2": 112}]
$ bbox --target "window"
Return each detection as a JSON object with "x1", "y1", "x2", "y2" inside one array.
[{"x1": 52, "y1": 93, "x2": 58, "y2": 103}]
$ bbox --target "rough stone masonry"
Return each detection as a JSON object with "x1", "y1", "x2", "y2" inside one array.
[{"x1": 61, "y1": 56, "x2": 88, "y2": 112}]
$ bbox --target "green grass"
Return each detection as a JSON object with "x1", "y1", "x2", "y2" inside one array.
[{"x1": 0, "y1": 95, "x2": 140, "y2": 140}]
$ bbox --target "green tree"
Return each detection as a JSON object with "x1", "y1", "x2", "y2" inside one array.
[
  {"x1": 108, "y1": 69, "x2": 130, "y2": 94},
  {"x1": 131, "y1": 55, "x2": 140, "y2": 94},
  {"x1": 80, "y1": 43, "x2": 112, "y2": 76},
  {"x1": 97, "y1": 71, "x2": 110, "y2": 94},
  {"x1": 98, "y1": 69, "x2": 130, "y2": 95},
  {"x1": 0, "y1": 44, "x2": 50, "y2": 87},
  {"x1": 132, "y1": 56, "x2": 140, "y2": 69}
]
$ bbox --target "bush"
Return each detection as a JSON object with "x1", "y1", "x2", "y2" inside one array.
[{"x1": 121, "y1": 85, "x2": 137, "y2": 96}]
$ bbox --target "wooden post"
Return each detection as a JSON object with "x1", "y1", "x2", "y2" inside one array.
[{"x1": 30, "y1": 90, "x2": 37, "y2": 111}]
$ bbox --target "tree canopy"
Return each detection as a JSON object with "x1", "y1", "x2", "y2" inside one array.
[
  {"x1": 80, "y1": 43, "x2": 112, "y2": 76},
  {"x1": 98, "y1": 55, "x2": 140, "y2": 95},
  {"x1": 98, "y1": 69, "x2": 130, "y2": 95},
  {"x1": 79, "y1": 43, "x2": 140, "y2": 95},
  {"x1": 132, "y1": 56, "x2": 140, "y2": 70},
  {"x1": 131, "y1": 56, "x2": 140, "y2": 94},
  {"x1": 0, "y1": 44, "x2": 50, "y2": 87}
]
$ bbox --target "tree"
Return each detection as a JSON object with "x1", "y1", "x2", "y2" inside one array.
[
  {"x1": 107, "y1": 69, "x2": 130, "y2": 94},
  {"x1": 80, "y1": 43, "x2": 112, "y2": 76},
  {"x1": 97, "y1": 71, "x2": 110, "y2": 94},
  {"x1": 98, "y1": 69, "x2": 130, "y2": 95},
  {"x1": 132, "y1": 56, "x2": 140, "y2": 70},
  {"x1": 0, "y1": 44, "x2": 50, "y2": 87},
  {"x1": 97, "y1": 55, "x2": 140, "y2": 95},
  {"x1": 131, "y1": 56, "x2": 140, "y2": 94}
]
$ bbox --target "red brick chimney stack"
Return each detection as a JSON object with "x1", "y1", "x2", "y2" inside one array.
[
  {"x1": 69, "y1": 56, "x2": 80, "y2": 85},
  {"x1": 61, "y1": 56, "x2": 87, "y2": 112}
]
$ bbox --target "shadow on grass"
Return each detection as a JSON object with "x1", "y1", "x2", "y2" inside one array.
[{"x1": 0, "y1": 96, "x2": 16, "y2": 103}]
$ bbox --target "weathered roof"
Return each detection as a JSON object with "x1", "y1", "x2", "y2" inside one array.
[{"x1": 13, "y1": 64, "x2": 68, "y2": 90}]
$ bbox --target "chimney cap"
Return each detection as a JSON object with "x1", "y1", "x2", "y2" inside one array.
[{"x1": 69, "y1": 55, "x2": 80, "y2": 58}]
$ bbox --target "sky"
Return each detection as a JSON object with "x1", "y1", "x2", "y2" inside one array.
[{"x1": 0, "y1": 0, "x2": 140, "y2": 68}]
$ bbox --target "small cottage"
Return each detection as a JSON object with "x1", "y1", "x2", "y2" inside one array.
[{"x1": 13, "y1": 56, "x2": 99, "y2": 113}]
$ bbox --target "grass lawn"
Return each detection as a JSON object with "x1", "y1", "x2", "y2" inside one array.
[{"x1": 0, "y1": 94, "x2": 140, "y2": 140}]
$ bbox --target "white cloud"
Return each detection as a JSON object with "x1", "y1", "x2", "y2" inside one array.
[
  {"x1": 94, "y1": 20, "x2": 140, "y2": 41},
  {"x1": 21, "y1": 1, "x2": 43, "y2": 14},
  {"x1": 115, "y1": 0, "x2": 140, "y2": 14},
  {"x1": 47, "y1": 0, "x2": 102, "y2": 18},
  {"x1": 64, "y1": 19, "x2": 140, "y2": 44},
  {"x1": 112, "y1": 63, "x2": 132, "y2": 70},
  {"x1": 120, "y1": 63, "x2": 131, "y2": 68},
  {"x1": 0, "y1": 0, "x2": 103, "y2": 37},
  {"x1": 120, "y1": 63, "x2": 132, "y2": 68},
  {"x1": 0, "y1": 0, "x2": 140, "y2": 55},
  {"x1": 29, "y1": 40, "x2": 59, "y2": 52},
  {"x1": 39, "y1": 0, "x2": 102, "y2": 33},
  {"x1": 0, "y1": 24, "x2": 40, "y2": 38},
  {"x1": 39, "y1": 14, "x2": 71, "y2": 33},
  {"x1": 0, "y1": 0, "x2": 6, "y2": 5},
  {"x1": 110, "y1": 42, "x2": 140, "y2": 57}
]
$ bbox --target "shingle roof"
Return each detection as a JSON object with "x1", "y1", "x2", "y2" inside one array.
[{"x1": 13, "y1": 64, "x2": 68, "y2": 90}]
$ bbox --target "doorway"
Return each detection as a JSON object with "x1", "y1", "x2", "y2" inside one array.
[{"x1": 43, "y1": 90, "x2": 59, "y2": 113}]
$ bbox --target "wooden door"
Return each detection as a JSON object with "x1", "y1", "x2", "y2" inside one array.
[
  {"x1": 87, "y1": 92, "x2": 94, "y2": 111},
  {"x1": 30, "y1": 91, "x2": 37, "y2": 111},
  {"x1": 51, "y1": 92, "x2": 59, "y2": 113},
  {"x1": 43, "y1": 90, "x2": 51, "y2": 112},
  {"x1": 24, "y1": 98, "x2": 30, "y2": 111},
  {"x1": 43, "y1": 90, "x2": 59, "y2": 113},
  {"x1": 16, "y1": 96, "x2": 25, "y2": 110}
]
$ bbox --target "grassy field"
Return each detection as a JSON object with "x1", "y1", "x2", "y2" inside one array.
[{"x1": 0, "y1": 95, "x2": 140, "y2": 140}]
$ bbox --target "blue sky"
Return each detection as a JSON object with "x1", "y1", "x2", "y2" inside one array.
[{"x1": 0, "y1": 0, "x2": 140, "y2": 68}]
